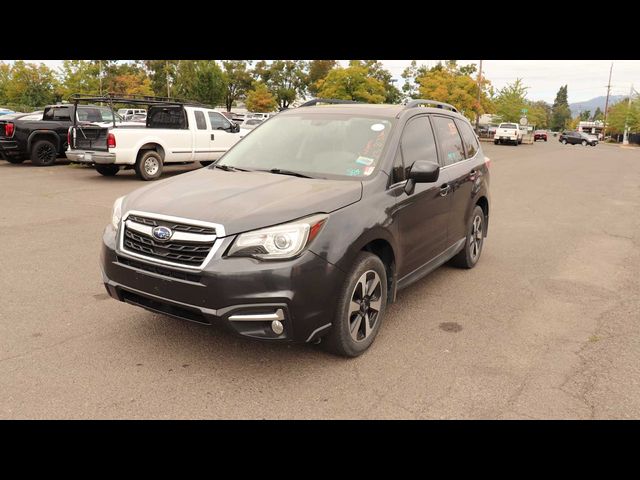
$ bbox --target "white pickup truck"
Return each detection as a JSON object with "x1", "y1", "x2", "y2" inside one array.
[
  {"x1": 66, "y1": 103, "x2": 246, "y2": 180},
  {"x1": 494, "y1": 122, "x2": 523, "y2": 145}
]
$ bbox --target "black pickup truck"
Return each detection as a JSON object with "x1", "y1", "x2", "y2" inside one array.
[{"x1": 0, "y1": 104, "x2": 120, "y2": 166}]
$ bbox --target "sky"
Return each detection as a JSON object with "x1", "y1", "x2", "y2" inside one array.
[{"x1": 8, "y1": 59, "x2": 640, "y2": 104}]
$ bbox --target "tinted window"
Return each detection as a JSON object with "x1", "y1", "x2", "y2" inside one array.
[
  {"x1": 194, "y1": 110, "x2": 207, "y2": 130},
  {"x1": 147, "y1": 106, "x2": 187, "y2": 129},
  {"x1": 208, "y1": 111, "x2": 231, "y2": 130},
  {"x1": 455, "y1": 119, "x2": 479, "y2": 158},
  {"x1": 432, "y1": 116, "x2": 465, "y2": 166},
  {"x1": 400, "y1": 116, "x2": 438, "y2": 169},
  {"x1": 392, "y1": 148, "x2": 405, "y2": 183},
  {"x1": 500, "y1": 123, "x2": 518, "y2": 129}
]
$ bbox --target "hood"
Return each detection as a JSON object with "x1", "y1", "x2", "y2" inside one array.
[{"x1": 123, "y1": 168, "x2": 362, "y2": 236}]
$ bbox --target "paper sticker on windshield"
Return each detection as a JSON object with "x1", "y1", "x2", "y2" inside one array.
[
  {"x1": 370, "y1": 123, "x2": 385, "y2": 132},
  {"x1": 347, "y1": 168, "x2": 361, "y2": 176},
  {"x1": 356, "y1": 156, "x2": 374, "y2": 166},
  {"x1": 363, "y1": 166, "x2": 375, "y2": 176}
]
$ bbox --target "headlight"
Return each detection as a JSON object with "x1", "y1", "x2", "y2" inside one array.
[
  {"x1": 111, "y1": 196, "x2": 125, "y2": 229},
  {"x1": 227, "y1": 214, "x2": 328, "y2": 260}
]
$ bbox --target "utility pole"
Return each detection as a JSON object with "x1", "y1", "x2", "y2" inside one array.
[
  {"x1": 602, "y1": 62, "x2": 613, "y2": 141},
  {"x1": 475, "y1": 59, "x2": 483, "y2": 133}
]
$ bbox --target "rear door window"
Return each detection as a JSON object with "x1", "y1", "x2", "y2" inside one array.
[
  {"x1": 455, "y1": 119, "x2": 479, "y2": 159},
  {"x1": 432, "y1": 116, "x2": 465, "y2": 166},
  {"x1": 194, "y1": 110, "x2": 207, "y2": 130}
]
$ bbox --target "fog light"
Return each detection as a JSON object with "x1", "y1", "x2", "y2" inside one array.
[{"x1": 271, "y1": 320, "x2": 284, "y2": 335}]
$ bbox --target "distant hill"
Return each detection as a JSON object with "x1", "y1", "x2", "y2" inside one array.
[{"x1": 570, "y1": 95, "x2": 625, "y2": 117}]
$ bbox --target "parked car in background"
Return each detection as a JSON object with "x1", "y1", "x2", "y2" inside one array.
[
  {"x1": 240, "y1": 118, "x2": 264, "y2": 130},
  {"x1": 0, "y1": 108, "x2": 15, "y2": 116},
  {"x1": 127, "y1": 114, "x2": 147, "y2": 123},
  {"x1": 100, "y1": 98, "x2": 491, "y2": 357},
  {"x1": 494, "y1": 123, "x2": 523, "y2": 145},
  {"x1": 67, "y1": 98, "x2": 245, "y2": 180},
  {"x1": 559, "y1": 131, "x2": 598, "y2": 146},
  {"x1": 117, "y1": 108, "x2": 146, "y2": 121},
  {"x1": 534, "y1": 130, "x2": 548, "y2": 141},
  {"x1": 0, "y1": 104, "x2": 122, "y2": 166}
]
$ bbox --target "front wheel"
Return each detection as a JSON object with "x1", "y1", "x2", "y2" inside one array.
[
  {"x1": 450, "y1": 205, "x2": 485, "y2": 269},
  {"x1": 581, "y1": 140, "x2": 587, "y2": 146},
  {"x1": 322, "y1": 252, "x2": 387, "y2": 357},
  {"x1": 561, "y1": 139, "x2": 567, "y2": 145},
  {"x1": 494, "y1": 140, "x2": 499, "y2": 145},
  {"x1": 134, "y1": 150, "x2": 163, "y2": 181},
  {"x1": 96, "y1": 165, "x2": 119, "y2": 176}
]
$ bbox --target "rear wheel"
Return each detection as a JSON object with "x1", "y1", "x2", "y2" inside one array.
[
  {"x1": 450, "y1": 205, "x2": 485, "y2": 269},
  {"x1": 581, "y1": 140, "x2": 587, "y2": 146},
  {"x1": 134, "y1": 150, "x2": 163, "y2": 181},
  {"x1": 494, "y1": 140, "x2": 499, "y2": 145},
  {"x1": 322, "y1": 252, "x2": 387, "y2": 357},
  {"x1": 96, "y1": 165, "x2": 119, "y2": 176},
  {"x1": 31, "y1": 140, "x2": 58, "y2": 166}
]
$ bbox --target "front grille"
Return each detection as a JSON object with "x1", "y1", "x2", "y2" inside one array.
[
  {"x1": 121, "y1": 214, "x2": 218, "y2": 268},
  {"x1": 127, "y1": 214, "x2": 216, "y2": 235}
]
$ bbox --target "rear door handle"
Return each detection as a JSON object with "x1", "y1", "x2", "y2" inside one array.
[
  {"x1": 211, "y1": 134, "x2": 215, "y2": 140},
  {"x1": 439, "y1": 184, "x2": 451, "y2": 196}
]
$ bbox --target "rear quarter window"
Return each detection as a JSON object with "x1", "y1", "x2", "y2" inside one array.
[{"x1": 148, "y1": 107, "x2": 188, "y2": 129}]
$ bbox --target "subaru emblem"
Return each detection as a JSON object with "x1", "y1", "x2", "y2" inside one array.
[{"x1": 152, "y1": 226, "x2": 173, "y2": 241}]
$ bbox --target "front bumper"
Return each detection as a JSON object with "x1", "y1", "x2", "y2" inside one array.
[
  {"x1": 101, "y1": 225, "x2": 345, "y2": 344},
  {"x1": 0, "y1": 139, "x2": 21, "y2": 159},
  {"x1": 66, "y1": 149, "x2": 116, "y2": 165}
]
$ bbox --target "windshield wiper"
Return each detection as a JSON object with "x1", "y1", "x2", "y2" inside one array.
[
  {"x1": 262, "y1": 168, "x2": 315, "y2": 179},
  {"x1": 212, "y1": 164, "x2": 249, "y2": 172}
]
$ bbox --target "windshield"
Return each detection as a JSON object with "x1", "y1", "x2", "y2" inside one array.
[
  {"x1": 500, "y1": 123, "x2": 518, "y2": 129},
  {"x1": 217, "y1": 113, "x2": 394, "y2": 179}
]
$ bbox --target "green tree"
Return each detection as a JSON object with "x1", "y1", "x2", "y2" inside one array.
[
  {"x1": 221, "y1": 60, "x2": 253, "y2": 111},
  {"x1": 0, "y1": 62, "x2": 11, "y2": 104},
  {"x1": 592, "y1": 107, "x2": 603, "y2": 121},
  {"x1": 307, "y1": 60, "x2": 336, "y2": 97},
  {"x1": 579, "y1": 110, "x2": 591, "y2": 121},
  {"x1": 245, "y1": 82, "x2": 277, "y2": 112},
  {"x1": 174, "y1": 60, "x2": 226, "y2": 106},
  {"x1": 253, "y1": 60, "x2": 308, "y2": 110},
  {"x1": 606, "y1": 98, "x2": 640, "y2": 134},
  {"x1": 58, "y1": 60, "x2": 101, "y2": 99},
  {"x1": 416, "y1": 61, "x2": 493, "y2": 121},
  {"x1": 551, "y1": 85, "x2": 571, "y2": 131},
  {"x1": 316, "y1": 64, "x2": 386, "y2": 103},
  {"x1": 4, "y1": 61, "x2": 58, "y2": 108},
  {"x1": 351, "y1": 60, "x2": 402, "y2": 103},
  {"x1": 401, "y1": 60, "x2": 430, "y2": 100},
  {"x1": 494, "y1": 79, "x2": 528, "y2": 123},
  {"x1": 143, "y1": 60, "x2": 179, "y2": 97}
]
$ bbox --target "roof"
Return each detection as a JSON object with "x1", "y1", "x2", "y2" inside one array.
[{"x1": 281, "y1": 103, "x2": 461, "y2": 119}]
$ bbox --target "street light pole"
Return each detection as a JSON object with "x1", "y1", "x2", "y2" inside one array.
[{"x1": 475, "y1": 59, "x2": 483, "y2": 133}]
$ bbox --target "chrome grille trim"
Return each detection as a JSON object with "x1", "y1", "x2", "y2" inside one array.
[{"x1": 117, "y1": 210, "x2": 226, "y2": 271}]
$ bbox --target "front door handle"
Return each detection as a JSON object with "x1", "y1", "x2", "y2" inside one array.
[
  {"x1": 439, "y1": 184, "x2": 451, "y2": 197},
  {"x1": 211, "y1": 134, "x2": 215, "y2": 140}
]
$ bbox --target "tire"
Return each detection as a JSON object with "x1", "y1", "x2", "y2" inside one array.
[
  {"x1": 4, "y1": 156, "x2": 25, "y2": 164},
  {"x1": 450, "y1": 205, "x2": 485, "y2": 269},
  {"x1": 200, "y1": 161, "x2": 214, "y2": 167},
  {"x1": 561, "y1": 139, "x2": 567, "y2": 145},
  {"x1": 322, "y1": 252, "x2": 388, "y2": 357},
  {"x1": 581, "y1": 140, "x2": 587, "y2": 146},
  {"x1": 494, "y1": 140, "x2": 499, "y2": 145},
  {"x1": 134, "y1": 150, "x2": 163, "y2": 181},
  {"x1": 514, "y1": 139, "x2": 519, "y2": 146},
  {"x1": 30, "y1": 139, "x2": 58, "y2": 166},
  {"x1": 96, "y1": 165, "x2": 119, "y2": 176}
]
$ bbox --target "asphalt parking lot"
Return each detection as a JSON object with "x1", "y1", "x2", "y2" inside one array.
[{"x1": 1, "y1": 139, "x2": 639, "y2": 419}]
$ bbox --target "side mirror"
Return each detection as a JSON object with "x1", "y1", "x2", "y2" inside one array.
[{"x1": 408, "y1": 160, "x2": 440, "y2": 183}]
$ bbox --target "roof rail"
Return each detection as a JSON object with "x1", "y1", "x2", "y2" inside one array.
[
  {"x1": 68, "y1": 93, "x2": 210, "y2": 108},
  {"x1": 298, "y1": 98, "x2": 361, "y2": 107},
  {"x1": 403, "y1": 99, "x2": 459, "y2": 113}
]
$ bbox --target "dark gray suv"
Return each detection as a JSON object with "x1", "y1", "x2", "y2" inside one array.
[{"x1": 101, "y1": 99, "x2": 491, "y2": 357}]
